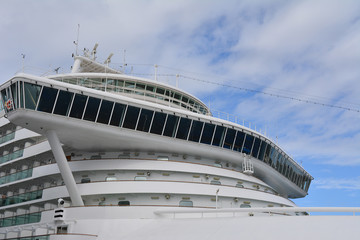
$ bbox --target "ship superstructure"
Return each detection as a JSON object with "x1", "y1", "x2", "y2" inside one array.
[{"x1": 0, "y1": 49, "x2": 357, "y2": 240}]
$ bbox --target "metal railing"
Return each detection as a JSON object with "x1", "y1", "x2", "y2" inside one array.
[
  {"x1": 0, "y1": 168, "x2": 33, "y2": 185},
  {"x1": 52, "y1": 76, "x2": 209, "y2": 115},
  {"x1": 0, "y1": 132, "x2": 15, "y2": 145},
  {"x1": 154, "y1": 207, "x2": 360, "y2": 218}
]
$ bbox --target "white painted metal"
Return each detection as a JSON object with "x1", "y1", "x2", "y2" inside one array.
[
  {"x1": 0, "y1": 52, "x2": 357, "y2": 240},
  {"x1": 154, "y1": 206, "x2": 360, "y2": 215},
  {"x1": 45, "y1": 130, "x2": 84, "y2": 206}
]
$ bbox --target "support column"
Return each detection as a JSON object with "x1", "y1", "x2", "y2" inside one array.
[{"x1": 45, "y1": 130, "x2": 84, "y2": 206}]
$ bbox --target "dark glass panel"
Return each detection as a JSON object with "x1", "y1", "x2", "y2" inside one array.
[
  {"x1": 118, "y1": 200, "x2": 130, "y2": 206},
  {"x1": 278, "y1": 154, "x2": 284, "y2": 172},
  {"x1": 188, "y1": 120, "x2": 204, "y2": 142},
  {"x1": 258, "y1": 141, "x2": 267, "y2": 161},
  {"x1": 156, "y1": 87, "x2": 165, "y2": 95},
  {"x1": 10, "y1": 83, "x2": 18, "y2": 109},
  {"x1": 307, "y1": 179, "x2": 312, "y2": 192},
  {"x1": 150, "y1": 112, "x2": 167, "y2": 135},
  {"x1": 146, "y1": 85, "x2": 154, "y2": 92},
  {"x1": 83, "y1": 97, "x2": 101, "y2": 121},
  {"x1": 212, "y1": 125, "x2": 225, "y2": 146},
  {"x1": 233, "y1": 131, "x2": 245, "y2": 152},
  {"x1": 200, "y1": 123, "x2": 215, "y2": 144},
  {"x1": 136, "y1": 83, "x2": 145, "y2": 90},
  {"x1": 264, "y1": 144, "x2": 272, "y2": 164},
  {"x1": 280, "y1": 154, "x2": 286, "y2": 174},
  {"x1": 242, "y1": 134, "x2": 254, "y2": 154},
  {"x1": 269, "y1": 147, "x2": 278, "y2": 168},
  {"x1": 1, "y1": 89, "x2": 7, "y2": 109},
  {"x1": 163, "y1": 115, "x2": 179, "y2": 137},
  {"x1": 37, "y1": 86, "x2": 58, "y2": 113},
  {"x1": 136, "y1": 109, "x2": 154, "y2": 132},
  {"x1": 97, "y1": 100, "x2": 114, "y2": 124},
  {"x1": 223, "y1": 128, "x2": 236, "y2": 149},
  {"x1": 276, "y1": 150, "x2": 282, "y2": 164},
  {"x1": 24, "y1": 82, "x2": 41, "y2": 110},
  {"x1": 182, "y1": 96, "x2": 189, "y2": 103},
  {"x1": 53, "y1": 91, "x2": 74, "y2": 116},
  {"x1": 176, "y1": 118, "x2": 192, "y2": 140},
  {"x1": 69, "y1": 94, "x2": 88, "y2": 119},
  {"x1": 125, "y1": 81, "x2": 135, "y2": 89},
  {"x1": 110, "y1": 103, "x2": 126, "y2": 127},
  {"x1": 122, "y1": 106, "x2": 140, "y2": 129},
  {"x1": 19, "y1": 82, "x2": 24, "y2": 108},
  {"x1": 251, "y1": 138, "x2": 261, "y2": 158},
  {"x1": 174, "y1": 93, "x2": 181, "y2": 100}
]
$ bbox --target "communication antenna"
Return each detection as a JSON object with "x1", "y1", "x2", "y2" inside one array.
[
  {"x1": 123, "y1": 49, "x2": 127, "y2": 72},
  {"x1": 208, "y1": 97, "x2": 211, "y2": 112},
  {"x1": 21, "y1": 54, "x2": 25, "y2": 72},
  {"x1": 154, "y1": 64, "x2": 158, "y2": 81},
  {"x1": 73, "y1": 24, "x2": 80, "y2": 56},
  {"x1": 176, "y1": 74, "x2": 179, "y2": 88}
]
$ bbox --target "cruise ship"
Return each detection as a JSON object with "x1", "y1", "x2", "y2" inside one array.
[{"x1": 0, "y1": 47, "x2": 359, "y2": 240}]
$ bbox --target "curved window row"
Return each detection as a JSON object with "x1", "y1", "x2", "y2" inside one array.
[
  {"x1": 0, "y1": 131, "x2": 15, "y2": 144},
  {"x1": 7, "y1": 236, "x2": 49, "y2": 240},
  {"x1": 0, "y1": 212, "x2": 41, "y2": 227},
  {"x1": 51, "y1": 76, "x2": 210, "y2": 115},
  {"x1": 0, "y1": 189, "x2": 42, "y2": 207},
  {"x1": 0, "y1": 149, "x2": 24, "y2": 164},
  {"x1": 0, "y1": 168, "x2": 32, "y2": 185},
  {"x1": 1, "y1": 81, "x2": 312, "y2": 193}
]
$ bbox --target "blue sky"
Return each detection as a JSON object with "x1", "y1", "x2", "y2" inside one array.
[{"x1": 1, "y1": 0, "x2": 360, "y2": 208}]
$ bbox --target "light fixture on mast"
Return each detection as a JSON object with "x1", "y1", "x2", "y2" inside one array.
[
  {"x1": 91, "y1": 43, "x2": 99, "y2": 60},
  {"x1": 104, "y1": 53, "x2": 114, "y2": 65}
]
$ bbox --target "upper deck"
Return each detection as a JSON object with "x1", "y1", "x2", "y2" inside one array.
[
  {"x1": 48, "y1": 56, "x2": 210, "y2": 116},
  {"x1": 0, "y1": 70, "x2": 313, "y2": 198}
]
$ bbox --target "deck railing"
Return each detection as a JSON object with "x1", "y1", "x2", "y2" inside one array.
[{"x1": 154, "y1": 207, "x2": 360, "y2": 218}]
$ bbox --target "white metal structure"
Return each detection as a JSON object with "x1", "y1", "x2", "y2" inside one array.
[{"x1": 0, "y1": 50, "x2": 358, "y2": 240}]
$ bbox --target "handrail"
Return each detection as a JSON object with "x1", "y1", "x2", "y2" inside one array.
[
  {"x1": 51, "y1": 76, "x2": 209, "y2": 115},
  {"x1": 3, "y1": 233, "x2": 98, "y2": 239},
  {"x1": 78, "y1": 179, "x2": 280, "y2": 197},
  {"x1": 0, "y1": 138, "x2": 48, "y2": 166},
  {"x1": 154, "y1": 206, "x2": 360, "y2": 216}
]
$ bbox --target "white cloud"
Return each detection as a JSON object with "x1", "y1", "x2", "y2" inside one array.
[
  {"x1": 1, "y1": 0, "x2": 360, "y2": 170},
  {"x1": 314, "y1": 177, "x2": 360, "y2": 190}
]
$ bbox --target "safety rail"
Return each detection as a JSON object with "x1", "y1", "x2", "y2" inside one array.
[
  {"x1": 0, "y1": 131, "x2": 15, "y2": 145},
  {"x1": 2, "y1": 233, "x2": 98, "y2": 240},
  {"x1": 51, "y1": 76, "x2": 209, "y2": 115},
  {"x1": 154, "y1": 207, "x2": 360, "y2": 218},
  {"x1": 211, "y1": 109, "x2": 270, "y2": 138},
  {"x1": 0, "y1": 138, "x2": 48, "y2": 165}
]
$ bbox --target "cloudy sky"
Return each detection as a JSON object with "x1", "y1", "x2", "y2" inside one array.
[{"x1": 1, "y1": 0, "x2": 360, "y2": 208}]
